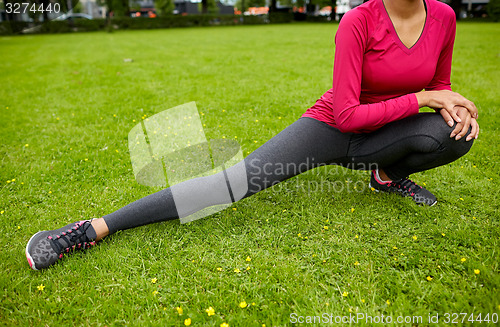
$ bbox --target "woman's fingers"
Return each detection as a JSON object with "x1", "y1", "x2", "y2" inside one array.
[
  {"x1": 440, "y1": 109, "x2": 454, "y2": 127},
  {"x1": 446, "y1": 105, "x2": 462, "y2": 123},
  {"x1": 455, "y1": 113, "x2": 471, "y2": 140},
  {"x1": 467, "y1": 119, "x2": 479, "y2": 141},
  {"x1": 457, "y1": 97, "x2": 479, "y2": 119}
]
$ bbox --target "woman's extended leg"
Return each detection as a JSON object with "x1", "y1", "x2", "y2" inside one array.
[
  {"x1": 26, "y1": 117, "x2": 353, "y2": 269},
  {"x1": 26, "y1": 113, "x2": 473, "y2": 269}
]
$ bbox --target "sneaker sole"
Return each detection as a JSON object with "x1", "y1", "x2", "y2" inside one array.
[
  {"x1": 25, "y1": 231, "x2": 43, "y2": 271},
  {"x1": 369, "y1": 183, "x2": 437, "y2": 207}
]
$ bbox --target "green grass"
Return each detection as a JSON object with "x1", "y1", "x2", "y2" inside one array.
[{"x1": 1, "y1": 23, "x2": 499, "y2": 326}]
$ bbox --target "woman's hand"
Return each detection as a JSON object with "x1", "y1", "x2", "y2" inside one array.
[
  {"x1": 416, "y1": 90, "x2": 478, "y2": 126},
  {"x1": 445, "y1": 106, "x2": 479, "y2": 141}
]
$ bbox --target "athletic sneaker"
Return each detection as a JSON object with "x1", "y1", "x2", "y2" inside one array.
[
  {"x1": 369, "y1": 170, "x2": 437, "y2": 206},
  {"x1": 26, "y1": 220, "x2": 97, "y2": 270}
]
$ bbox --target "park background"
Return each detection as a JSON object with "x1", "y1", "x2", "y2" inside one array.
[{"x1": 1, "y1": 1, "x2": 500, "y2": 326}]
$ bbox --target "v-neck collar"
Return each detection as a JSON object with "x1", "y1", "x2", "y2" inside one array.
[{"x1": 379, "y1": 0, "x2": 429, "y2": 55}]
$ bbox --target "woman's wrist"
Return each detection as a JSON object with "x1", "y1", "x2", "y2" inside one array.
[{"x1": 415, "y1": 91, "x2": 429, "y2": 108}]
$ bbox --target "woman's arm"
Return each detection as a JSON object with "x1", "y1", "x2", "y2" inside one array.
[
  {"x1": 415, "y1": 8, "x2": 478, "y2": 124},
  {"x1": 332, "y1": 11, "x2": 419, "y2": 133}
]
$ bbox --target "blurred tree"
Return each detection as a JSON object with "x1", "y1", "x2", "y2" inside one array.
[
  {"x1": 449, "y1": 0, "x2": 461, "y2": 19},
  {"x1": 155, "y1": 0, "x2": 174, "y2": 16},
  {"x1": 235, "y1": 0, "x2": 265, "y2": 11},
  {"x1": 97, "y1": 0, "x2": 129, "y2": 17},
  {"x1": 488, "y1": 0, "x2": 500, "y2": 21},
  {"x1": 199, "y1": 0, "x2": 218, "y2": 13}
]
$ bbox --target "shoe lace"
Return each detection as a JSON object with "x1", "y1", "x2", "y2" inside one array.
[
  {"x1": 393, "y1": 178, "x2": 422, "y2": 196},
  {"x1": 48, "y1": 220, "x2": 96, "y2": 258}
]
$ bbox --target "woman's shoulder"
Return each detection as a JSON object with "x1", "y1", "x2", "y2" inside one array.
[
  {"x1": 339, "y1": 0, "x2": 383, "y2": 32},
  {"x1": 427, "y1": 0, "x2": 456, "y2": 25},
  {"x1": 341, "y1": 0, "x2": 381, "y2": 24}
]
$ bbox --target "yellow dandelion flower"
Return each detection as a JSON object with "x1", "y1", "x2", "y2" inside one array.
[
  {"x1": 37, "y1": 284, "x2": 45, "y2": 291},
  {"x1": 184, "y1": 318, "x2": 191, "y2": 326},
  {"x1": 354, "y1": 261, "x2": 360, "y2": 266},
  {"x1": 246, "y1": 266, "x2": 251, "y2": 271},
  {"x1": 473, "y1": 216, "x2": 476, "y2": 220},
  {"x1": 6, "y1": 180, "x2": 10, "y2": 183},
  {"x1": 386, "y1": 300, "x2": 391, "y2": 305},
  {"x1": 461, "y1": 258, "x2": 466, "y2": 263},
  {"x1": 322, "y1": 260, "x2": 326, "y2": 263},
  {"x1": 252, "y1": 302, "x2": 256, "y2": 306},
  {"x1": 12, "y1": 179, "x2": 15, "y2": 182},
  {"x1": 56, "y1": 117, "x2": 60, "y2": 120},
  {"x1": 349, "y1": 308, "x2": 353, "y2": 312},
  {"x1": 426, "y1": 276, "x2": 433, "y2": 281},
  {"x1": 459, "y1": 198, "x2": 464, "y2": 201},
  {"x1": 441, "y1": 233, "x2": 445, "y2": 237},
  {"x1": 473, "y1": 165, "x2": 476, "y2": 168},
  {"x1": 151, "y1": 278, "x2": 157, "y2": 284},
  {"x1": 17, "y1": 226, "x2": 21, "y2": 229},
  {"x1": 393, "y1": 246, "x2": 397, "y2": 250},
  {"x1": 342, "y1": 291, "x2": 348, "y2": 297},
  {"x1": 254, "y1": 140, "x2": 258, "y2": 143},
  {"x1": 220, "y1": 323, "x2": 229, "y2": 327},
  {"x1": 0, "y1": 211, "x2": 4, "y2": 214},
  {"x1": 25, "y1": 144, "x2": 29, "y2": 147},
  {"x1": 361, "y1": 299, "x2": 365, "y2": 303},
  {"x1": 324, "y1": 226, "x2": 328, "y2": 230},
  {"x1": 255, "y1": 120, "x2": 259, "y2": 122},
  {"x1": 370, "y1": 187, "x2": 375, "y2": 191},
  {"x1": 412, "y1": 235, "x2": 417, "y2": 240},
  {"x1": 84, "y1": 158, "x2": 88, "y2": 161},
  {"x1": 232, "y1": 208, "x2": 237, "y2": 211},
  {"x1": 205, "y1": 306, "x2": 215, "y2": 316},
  {"x1": 48, "y1": 191, "x2": 52, "y2": 194},
  {"x1": 355, "y1": 235, "x2": 359, "y2": 239},
  {"x1": 297, "y1": 233, "x2": 302, "y2": 237},
  {"x1": 474, "y1": 269, "x2": 480, "y2": 275},
  {"x1": 245, "y1": 256, "x2": 251, "y2": 262},
  {"x1": 176, "y1": 306, "x2": 183, "y2": 315},
  {"x1": 239, "y1": 301, "x2": 247, "y2": 308},
  {"x1": 234, "y1": 268, "x2": 241, "y2": 273},
  {"x1": 152, "y1": 290, "x2": 158, "y2": 296},
  {"x1": 326, "y1": 302, "x2": 329, "y2": 306},
  {"x1": 217, "y1": 267, "x2": 223, "y2": 271},
  {"x1": 350, "y1": 208, "x2": 355, "y2": 213}
]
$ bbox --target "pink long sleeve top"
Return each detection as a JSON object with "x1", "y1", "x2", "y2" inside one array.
[{"x1": 302, "y1": 0, "x2": 456, "y2": 133}]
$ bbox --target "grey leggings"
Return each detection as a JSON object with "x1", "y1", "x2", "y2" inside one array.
[{"x1": 103, "y1": 113, "x2": 473, "y2": 233}]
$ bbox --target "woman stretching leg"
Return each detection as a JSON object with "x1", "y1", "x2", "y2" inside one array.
[{"x1": 26, "y1": 0, "x2": 480, "y2": 270}]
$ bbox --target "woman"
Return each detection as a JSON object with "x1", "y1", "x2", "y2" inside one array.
[{"x1": 26, "y1": 0, "x2": 479, "y2": 270}]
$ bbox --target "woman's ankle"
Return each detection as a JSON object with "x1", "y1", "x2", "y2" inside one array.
[
  {"x1": 378, "y1": 169, "x2": 392, "y2": 182},
  {"x1": 91, "y1": 218, "x2": 110, "y2": 241}
]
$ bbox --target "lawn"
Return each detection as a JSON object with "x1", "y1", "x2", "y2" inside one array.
[{"x1": 0, "y1": 22, "x2": 499, "y2": 326}]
